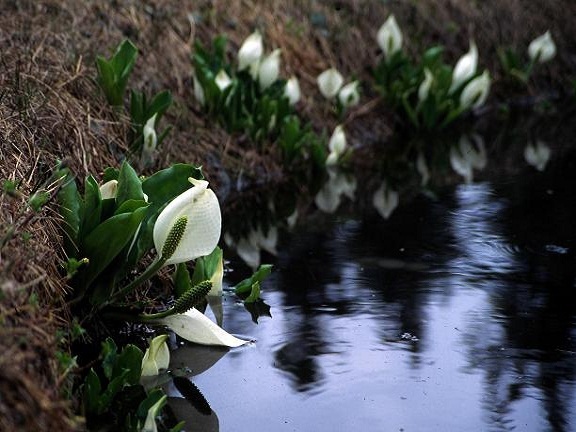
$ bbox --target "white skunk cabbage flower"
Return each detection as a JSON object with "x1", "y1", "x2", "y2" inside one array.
[
  {"x1": 317, "y1": 68, "x2": 344, "y2": 99},
  {"x1": 338, "y1": 81, "x2": 360, "y2": 108},
  {"x1": 153, "y1": 178, "x2": 221, "y2": 266},
  {"x1": 449, "y1": 41, "x2": 478, "y2": 93},
  {"x1": 158, "y1": 308, "x2": 249, "y2": 347},
  {"x1": 418, "y1": 68, "x2": 434, "y2": 102},
  {"x1": 377, "y1": 15, "x2": 403, "y2": 60},
  {"x1": 141, "y1": 334, "x2": 170, "y2": 377},
  {"x1": 373, "y1": 182, "x2": 399, "y2": 219},
  {"x1": 259, "y1": 49, "x2": 281, "y2": 90},
  {"x1": 142, "y1": 395, "x2": 167, "y2": 432},
  {"x1": 326, "y1": 125, "x2": 347, "y2": 166},
  {"x1": 284, "y1": 76, "x2": 301, "y2": 105},
  {"x1": 459, "y1": 70, "x2": 491, "y2": 110},
  {"x1": 236, "y1": 235, "x2": 261, "y2": 270},
  {"x1": 215, "y1": 69, "x2": 232, "y2": 91},
  {"x1": 256, "y1": 226, "x2": 278, "y2": 255},
  {"x1": 238, "y1": 31, "x2": 264, "y2": 72},
  {"x1": 142, "y1": 114, "x2": 158, "y2": 158},
  {"x1": 450, "y1": 134, "x2": 487, "y2": 183},
  {"x1": 99, "y1": 180, "x2": 118, "y2": 200},
  {"x1": 193, "y1": 73, "x2": 205, "y2": 106},
  {"x1": 524, "y1": 140, "x2": 551, "y2": 171},
  {"x1": 528, "y1": 31, "x2": 556, "y2": 63}
]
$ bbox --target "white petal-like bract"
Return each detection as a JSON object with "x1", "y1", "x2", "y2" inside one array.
[
  {"x1": 317, "y1": 68, "x2": 344, "y2": 99},
  {"x1": 238, "y1": 31, "x2": 264, "y2": 71},
  {"x1": 259, "y1": 49, "x2": 281, "y2": 90},
  {"x1": 377, "y1": 15, "x2": 403, "y2": 60},
  {"x1": 528, "y1": 31, "x2": 556, "y2": 63},
  {"x1": 450, "y1": 41, "x2": 478, "y2": 93},
  {"x1": 284, "y1": 76, "x2": 301, "y2": 105}
]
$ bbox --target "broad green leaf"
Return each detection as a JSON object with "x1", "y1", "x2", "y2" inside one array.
[
  {"x1": 245, "y1": 281, "x2": 261, "y2": 303},
  {"x1": 137, "y1": 388, "x2": 166, "y2": 422},
  {"x1": 57, "y1": 171, "x2": 82, "y2": 255},
  {"x1": 83, "y1": 206, "x2": 148, "y2": 287},
  {"x1": 114, "y1": 199, "x2": 148, "y2": 216},
  {"x1": 234, "y1": 264, "x2": 273, "y2": 296},
  {"x1": 174, "y1": 263, "x2": 192, "y2": 298},
  {"x1": 147, "y1": 90, "x2": 172, "y2": 119},
  {"x1": 116, "y1": 161, "x2": 145, "y2": 206},
  {"x1": 83, "y1": 368, "x2": 102, "y2": 415},
  {"x1": 101, "y1": 338, "x2": 118, "y2": 380},
  {"x1": 81, "y1": 175, "x2": 102, "y2": 241},
  {"x1": 114, "y1": 344, "x2": 144, "y2": 386},
  {"x1": 142, "y1": 164, "x2": 203, "y2": 211}
]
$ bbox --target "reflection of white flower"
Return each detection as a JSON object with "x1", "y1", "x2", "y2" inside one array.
[
  {"x1": 141, "y1": 335, "x2": 170, "y2": 377},
  {"x1": 524, "y1": 140, "x2": 551, "y2": 171},
  {"x1": 158, "y1": 308, "x2": 249, "y2": 347},
  {"x1": 153, "y1": 178, "x2": 221, "y2": 265},
  {"x1": 459, "y1": 70, "x2": 490, "y2": 110},
  {"x1": 372, "y1": 181, "x2": 399, "y2": 219},
  {"x1": 238, "y1": 31, "x2": 264, "y2": 72},
  {"x1": 215, "y1": 69, "x2": 232, "y2": 91},
  {"x1": 416, "y1": 153, "x2": 430, "y2": 186},
  {"x1": 317, "y1": 68, "x2": 344, "y2": 99},
  {"x1": 326, "y1": 125, "x2": 347, "y2": 166},
  {"x1": 259, "y1": 49, "x2": 281, "y2": 90},
  {"x1": 450, "y1": 41, "x2": 478, "y2": 93},
  {"x1": 235, "y1": 226, "x2": 279, "y2": 269},
  {"x1": 338, "y1": 81, "x2": 360, "y2": 108},
  {"x1": 528, "y1": 31, "x2": 556, "y2": 63},
  {"x1": 418, "y1": 68, "x2": 434, "y2": 102},
  {"x1": 315, "y1": 167, "x2": 357, "y2": 213},
  {"x1": 377, "y1": 15, "x2": 403, "y2": 60},
  {"x1": 284, "y1": 76, "x2": 301, "y2": 105},
  {"x1": 450, "y1": 134, "x2": 487, "y2": 183}
]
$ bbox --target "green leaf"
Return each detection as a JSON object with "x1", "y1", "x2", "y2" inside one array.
[
  {"x1": 142, "y1": 164, "x2": 203, "y2": 211},
  {"x1": 245, "y1": 281, "x2": 261, "y2": 303},
  {"x1": 114, "y1": 344, "x2": 144, "y2": 386},
  {"x1": 80, "y1": 175, "x2": 103, "y2": 241},
  {"x1": 83, "y1": 368, "x2": 102, "y2": 415},
  {"x1": 114, "y1": 199, "x2": 148, "y2": 216},
  {"x1": 173, "y1": 263, "x2": 192, "y2": 298},
  {"x1": 58, "y1": 171, "x2": 82, "y2": 255},
  {"x1": 191, "y1": 247, "x2": 222, "y2": 286},
  {"x1": 101, "y1": 338, "x2": 118, "y2": 380},
  {"x1": 234, "y1": 264, "x2": 273, "y2": 296},
  {"x1": 116, "y1": 161, "x2": 145, "y2": 206},
  {"x1": 147, "y1": 90, "x2": 172, "y2": 120},
  {"x1": 136, "y1": 388, "x2": 166, "y2": 422},
  {"x1": 82, "y1": 206, "x2": 148, "y2": 287}
]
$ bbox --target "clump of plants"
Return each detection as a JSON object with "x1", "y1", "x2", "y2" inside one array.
[
  {"x1": 96, "y1": 39, "x2": 172, "y2": 166},
  {"x1": 373, "y1": 15, "x2": 491, "y2": 131},
  {"x1": 192, "y1": 32, "x2": 326, "y2": 168}
]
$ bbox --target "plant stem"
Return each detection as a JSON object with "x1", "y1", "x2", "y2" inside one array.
[{"x1": 104, "y1": 257, "x2": 166, "y2": 307}]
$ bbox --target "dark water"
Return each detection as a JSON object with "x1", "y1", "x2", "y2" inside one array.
[{"x1": 167, "y1": 163, "x2": 576, "y2": 431}]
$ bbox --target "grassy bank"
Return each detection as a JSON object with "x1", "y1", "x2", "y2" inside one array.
[{"x1": 1, "y1": 1, "x2": 574, "y2": 429}]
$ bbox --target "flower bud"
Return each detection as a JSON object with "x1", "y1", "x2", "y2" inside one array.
[
  {"x1": 238, "y1": 31, "x2": 264, "y2": 71},
  {"x1": 258, "y1": 49, "x2": 281, "y2": 90},
  {"x1": 528, "y1": 31, "x2": 556, "y2": 63},
  {"x1": 284, "y1": 76, "x2": 301, "y2": 105},
  {"x1": 338, "y1": 81, "x2": 360, "y2": 108}
]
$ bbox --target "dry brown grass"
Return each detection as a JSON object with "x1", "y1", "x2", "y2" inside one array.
[{"x1": 1, "y1": 0, "x2": 574, "y2": 429}]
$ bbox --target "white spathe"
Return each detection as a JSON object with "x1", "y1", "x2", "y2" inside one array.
[
  {"x1": 141, "y1": 334, "x2": 170, "y2": 377},
  {"x1": 418, "y1": 68, "x2": 434, "y2": 102},
  {"x1": 528, "y1": 31, "x2": 556, "y2": 63},
  {"x1": 450, "y1": 134, "x2": 487, "y2": 183},
  {"x1": 99, "y1": 179, "x2": 118, "y2": 200},
  {"x1": 238, "y1": 31, "x2": 264, "y2": 71},
  {"x1": 459, "y1": 70, "x2": 491, "y2": 110},
  {"x1": 153, "y1": 177, "x2": 221, "y2": 265},
  {"x1": 209, "y1": 251, "x2": 224, "y2": 296},
  {"x1": 142, "y1": 395, "x2": 167, "y2": 432},
  {"x1": 143, "y1": 113, "x2": 158, "y2": 157},
  {"x1": 377, "y1": 15, "x2": 403, "y2": 60},
  {"x1": 338, "y1": 81, "x2": 360, "y2": 108},
  {"x1": 372, "y1": 182, "x2": 399, "y2": 219},
  {"x1": 215, "y1": 69, "x2": 232, "y2": 91},
  {"x1": 449, "y1": 41, "x2": 478, "y2": 93},
  {"x1": 524, "y1": 140, "x2": 551, "y2": 171},
  {"x1": 193, "y1": 73, "x2": 205, "y2": 106},
  {"x1": 284, "y1": 76, "x2": 301, "y2": 105},
  {"x1": 158, "y1": 308, "x2": 249, "y2": 347},
  {"x1": 259, "y1": 49, "x2": 281, "y2": 90},
  {"x1": 236, "y1": 235, "x2": 261, "y2": 270},
  {"x1": 317, "y1": 68, "x2": 344, "y2": 99}
]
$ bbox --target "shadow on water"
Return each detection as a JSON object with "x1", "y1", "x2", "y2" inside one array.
[{"x1": 170, "y1": 115, "x2": 576, "y2": 430}]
